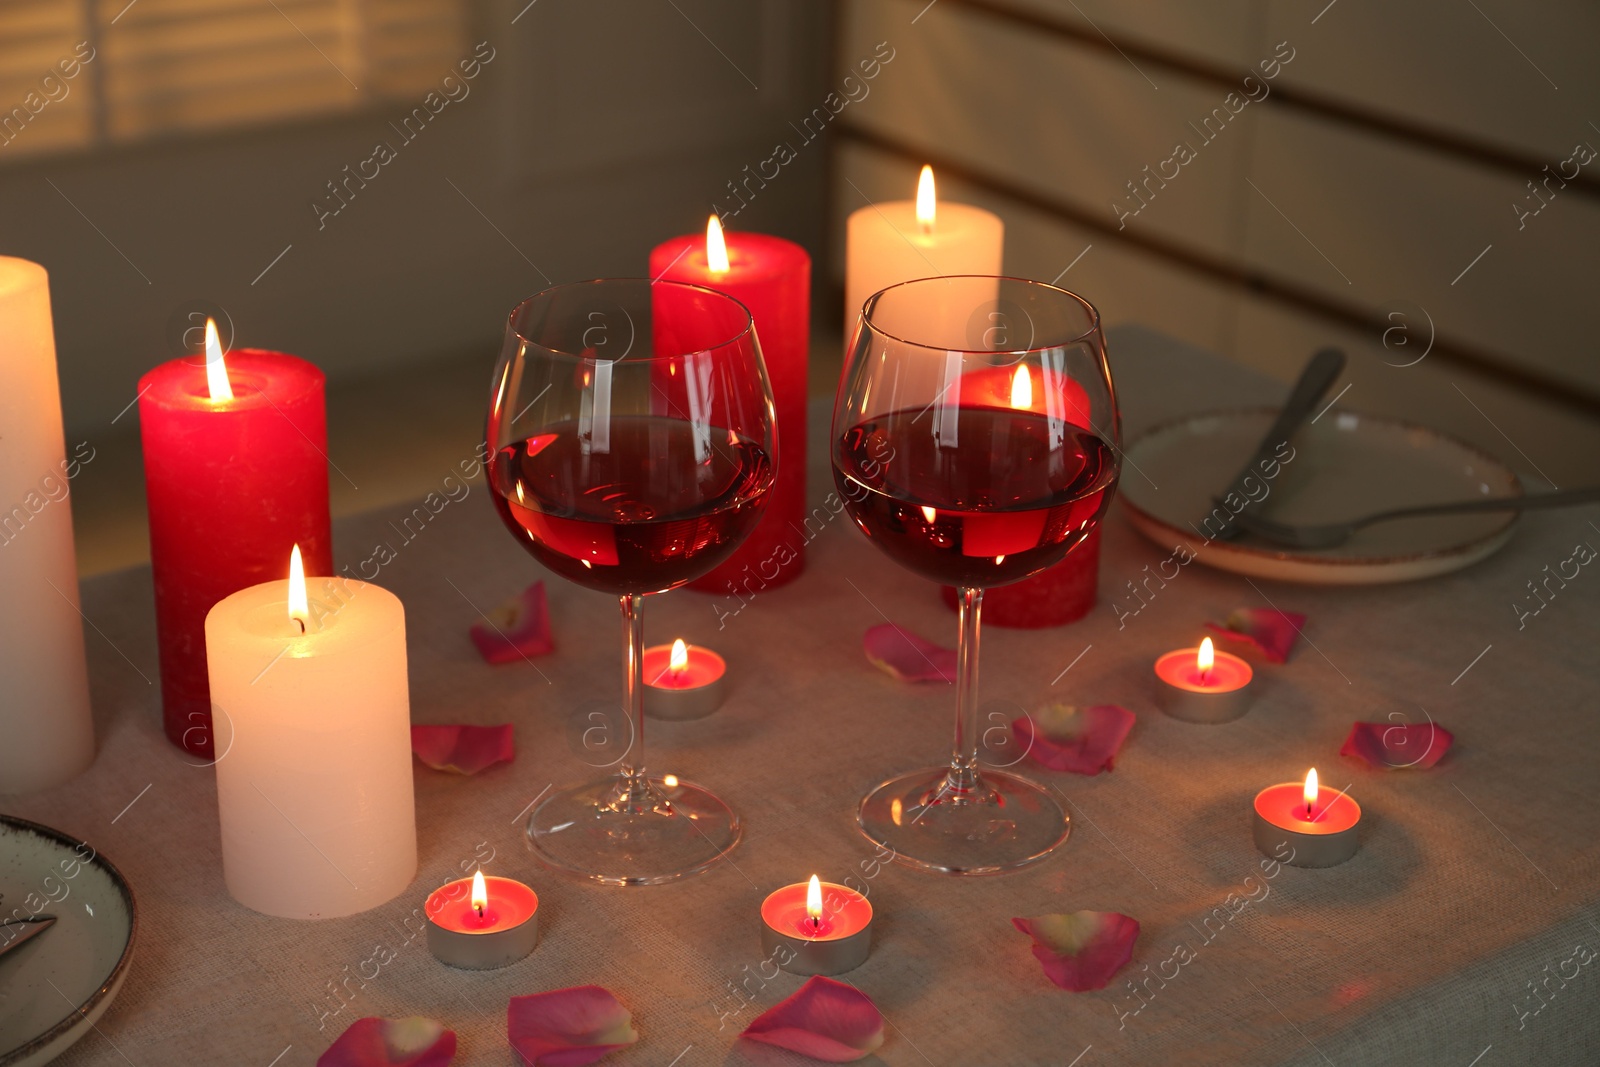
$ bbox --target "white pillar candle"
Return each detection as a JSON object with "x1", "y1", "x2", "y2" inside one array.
[
  {"x1": 206, "y1": 552, "x2": 416, "y2": 919},
  {"x1": 0, "y1": 257, "x2": 94, "y2": 794},
  {"x1": 843, "y1": 166, "x2": 1004, "y2": 346}
]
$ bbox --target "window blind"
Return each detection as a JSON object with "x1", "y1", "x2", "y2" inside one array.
[{"x1": 0, "y1": 0, "x2": 466, "y2": 159}]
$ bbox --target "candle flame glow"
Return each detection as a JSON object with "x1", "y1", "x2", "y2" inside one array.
[
  {"x1": 662, "y1": 774, "x2": 678, "y2": 788},
  {"x1": 1304, "y1": 767, "x2": 1319, "y2": 815},
  {"x1": 915, "y1": 165, "x2": 936, "y2": 232},
  {"x1": 287, "y1": 544, "x2": 309, "y2": 632},
  {"x1": 470, "y1": 869, "x2": 487, "y2": 914},
  {"x1": 806, "y1": 875, "x2": 822, "y2": 922},
  {"x1": 705, "y1": 214, "x2": 730, "y2": 273},
  {"x1": 205, "y1": 318, "x2": 234, "y2": 402},
  {"x1": 920, "y1": 505, "x2": 937, "y2": 523},
  {"x1": 1010, "y1": 365, "x2": 1032, "y2": 409},
  {"x1": 1197, "y1": 636, "x2": 1214, "y2": 675},
  {"x1": 669, "y1": 638, "x2": 689, "y2": 674}
]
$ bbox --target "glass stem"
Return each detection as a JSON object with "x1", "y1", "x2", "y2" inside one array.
[
  {"x1": 948, "y1": 586, "x2": 984, "y2": 798},
  {"x1": 618, "y1": 592, "x2": 648, "y2": 803}
]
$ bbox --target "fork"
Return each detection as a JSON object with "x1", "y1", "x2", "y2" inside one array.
[{"x1": 1228, "y1": 486, "x2": 1600, "y2": 549}]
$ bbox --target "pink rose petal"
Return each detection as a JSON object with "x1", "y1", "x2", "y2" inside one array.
[
  {"x1": 1341, "y1": 721, "x2": 1454, "y2": 770},
  {"x1": 1013, "y1": 704, "x2": 1135, "y2": 775},
  {"x1": 1012, "y1": 911, "x2": 1140, "y2": 992},
  {"x1": 411, "y1": 724, "x2": 515, "y2": 775},
  {"x1": 864, "y1": 623, "x2": 956, "y2": 683},
  {"x1": 741, "y1": 976, "x2": 885, "y2": 1063},
  {"x1": 471, "y1": 581, "x2": 555, "y2": 665},
  {"x1": 1205, "y1": 607, "x2": 1306, "y2": 663},
  {"x1": 508, "y1": 986, "x2": 638, "y2": 1067},
  {"x1": 318, "y1": 1016, "x2": 456, "y2": 1067}
]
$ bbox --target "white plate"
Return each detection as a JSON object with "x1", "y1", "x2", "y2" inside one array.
[
  {"x1": 0, "y1": 818, "x2": 136, "y2": 1067},
  {"x1": 1120, "y1": 408, "x2": 1523, "y2": 584}
]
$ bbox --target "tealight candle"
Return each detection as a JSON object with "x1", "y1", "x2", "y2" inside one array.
[
  {"x1": 1154, "y1": 637, "x2": 1253, "y2": 723},
  {"x1": 642, "y1": 638, "x2": 726, "y2": 720},
  {"x1": 760, "y1": 875, "x2": 873, "y2": 976},
  {"x1": 425, "y1": 869, "x2": 539, "y2": 969},
  {"x1": 1253, "y1": 768, "x2": 1361, "y2": 868}
]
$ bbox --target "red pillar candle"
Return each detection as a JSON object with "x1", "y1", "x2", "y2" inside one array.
[
  {"x1": 939, "y1": 363, "x2": 1104, "y2": 628},
  {"x1": 650, "y1": 217, "x2": 809, "y2": 594},
  {"x1": 139, "y1": 325, "x2": 332, "y2": 758}
]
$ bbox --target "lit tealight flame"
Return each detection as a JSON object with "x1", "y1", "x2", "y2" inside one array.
[
  {"x1": 706, "y1": 214, "x2": 730, "y2": 274},
  {"x1": 915, "y1": 164, "x2": 936, "y2": 234},
  {"x1": 470, "y1": 868, "x2": 487, "y2": 917},
  {"x1": 1197, "y1": 636, "x2": 1214, "y2": 681},
  {"x1": 1010, "y1": 365, "x2": 1032, "y2": 410},
  {"x1": 669, "y1": 638, "x2": 689, "y2": 676},
  {"x1": 806, "y1": 874, "x2": 823, "y2": 931},
  {"x1": 920, "y1": 505, "x2": 937, "y2": 524},
  {"x1": 204, "y1": 317, "x2": 233, "y2": 402},
  {"x1": 287, "y1": 544, "x2": 308, "y2": 634},
  {"x1": 1304, "y1": 767, "x2": 1319, "y2": 818},
  {"x1": 662, "y1": 774, "x2": 679, "y2": 788}
]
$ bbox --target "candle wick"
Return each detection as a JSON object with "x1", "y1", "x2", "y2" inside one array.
[
  {"x1": 476, "y1": 904, "x2": 484, "y2": 918},
  {"x1": 294, "y1": 618, "x2": 305, "y2": 635}
]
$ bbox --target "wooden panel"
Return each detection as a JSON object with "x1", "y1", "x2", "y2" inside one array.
[
  {"x1": 1243, "y1": 106, "x2": 1600, "y2": 395},
  {"x1": 1265, "y1": 0, "x2": 1600, "y2": 162}
]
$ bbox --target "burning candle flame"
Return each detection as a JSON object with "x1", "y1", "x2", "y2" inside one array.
[
  {"x1": 916, "y1": 164, "x2": 936, "y2": 233},
  {"x1": 920, "y1": 505, "x2": 937, "y2": 523},
  {"x1": 1304, "y1": 768, "x2": 1319, "y2": 816},
  {"x1": 1197, "y1": 636, "x2": 1214, "y2": 678},
  {"x1": 705, "y1": 214, "x2": 730, "y2": 273},
  {"x1": 470, "y1": 868, "x2": 487, "y2": 916},
  {"x1": 669, "y1": 638, "x2": 689, "y2": 675},
  {"x1": 806, "y1": 875, "x2": 822, "y2": 924},
  {"x1": 1010, "y1": 365, "x2": 1032, "y2": 409},
  {"x1": 205, "y1": 317, "x2": 233, "y2": 402},
  {"x1": 287, "y1": 544, "x2": 308, "y2": 633},
  {"x1": 662, "y1": 774, "x2": 678, "y2": 788}
]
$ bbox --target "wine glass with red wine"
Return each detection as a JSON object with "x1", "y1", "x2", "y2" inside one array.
[
  {"x1": 833, "y1": 276, "x2": 1119, "y2": 874},
  {"x1": 488, "y1": 279, "x2": 776, "y2": 885}
]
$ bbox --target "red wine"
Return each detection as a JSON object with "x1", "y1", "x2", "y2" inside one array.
[
  {"x1": 490, "y1": 417, "x2": 773, "y2": 595},
  {"x1": 833, "y1": 407, "x2": 1117, "y2": 588}
]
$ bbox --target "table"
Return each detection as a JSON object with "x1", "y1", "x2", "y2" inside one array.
[{"x1": 16, "y1": 325, "x2": 1600, "y2": 1066}]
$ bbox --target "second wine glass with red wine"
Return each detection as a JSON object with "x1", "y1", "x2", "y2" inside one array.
[
  {"x1": 487, "y1": 279, "x2": 776, "y2": 885},
  {"x1": 833, "y1": 276, "x2": 1119, "y2": 874}
]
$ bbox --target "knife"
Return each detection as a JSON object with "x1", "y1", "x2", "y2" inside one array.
[
  {"x1": 1205, "y1": 347, "x2": 1346, "y2": 541},
  {"x1": 0, "y1": 915, "x2": 56, "y2": 961}
]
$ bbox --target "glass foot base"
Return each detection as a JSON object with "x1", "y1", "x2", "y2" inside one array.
[
  {"x1": 857, "y1": 767, "x2": 1070, "y2": 875},
  {"x1": 526, "y1": 774, "x2": 740, "y2": 886}
]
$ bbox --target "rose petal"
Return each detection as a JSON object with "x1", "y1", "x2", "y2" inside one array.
[
  {"x1": 1013, "y1": 704, "x2": 1135, "y2": 775},
  {"x1": 470, "y1": 581, "x2": 555, "y2": 665},
  {"x1": 411, "y1": 724, "x2": 515, "y2": 775},
  {"x1": 508, "y1": 986, "x2": 638, "y2": 1067},
  {"x1": 864, "y1": 623, "x2": 956, "y2": 683},
  {"x1": 1012, "y1": 911, "x2": 1140, "y2": 992},
  {"x1": 318, "y1": 1016, "x2": 456, "y2": 1067},
  {"x1": 1340, "y1": 721, "x2": 1454, "y2": 770},
  {"x1": 741, "y1": 976, "x2": 885, "y2": 1063},
  {"x1": 1205, "y1": 607, "x2": 1306, "y2": 664}
]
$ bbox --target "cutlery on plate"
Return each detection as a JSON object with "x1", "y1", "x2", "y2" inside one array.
[
  {"x1": 1205, "y1": 347, "x2": 1347, "y2": 541},
  {"x1": 0, "y1": 915, "x2": 56, "y2": 961},
  {"x1": 1230, "y1": 486, "x2": 1600, "y2": 549}
]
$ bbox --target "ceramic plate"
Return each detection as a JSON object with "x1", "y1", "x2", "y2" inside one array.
[
  {"x1": 1120, "y1": 408, "x2": 1523, "y2": 584},
  {"x1": 0, "y1": 818, "x2": 135, "y2": 1067}
]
